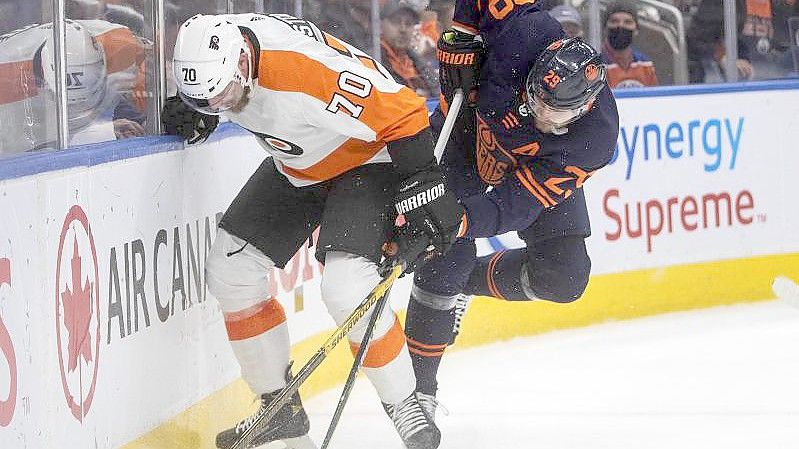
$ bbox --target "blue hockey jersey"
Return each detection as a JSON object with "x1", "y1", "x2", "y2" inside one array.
[{"x1": 441, "y1": 0, "x2": 620, "y2": 238}]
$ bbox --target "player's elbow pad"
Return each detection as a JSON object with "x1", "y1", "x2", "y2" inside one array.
[{"x1": 386, "y1": 127, "x2": 437, "y2": 177}]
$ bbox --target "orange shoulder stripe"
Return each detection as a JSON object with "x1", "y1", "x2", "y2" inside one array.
[
  {"x1": 95, "y1": 27, "x2": 144, "y2": 74},
  {"x1": 258, "y1": 49, "x2": 429, "y2": 143},
  {"x1": 0, "y1": 60, "x2": 38, "y2": 104}
]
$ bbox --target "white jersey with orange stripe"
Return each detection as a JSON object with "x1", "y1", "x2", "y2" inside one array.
[
  {"x1": 221, "y1": 13, "x2": 430, "y2": 187},
  {"x1": 0, "y1": 20, "x2": 145, "y2": 155}
]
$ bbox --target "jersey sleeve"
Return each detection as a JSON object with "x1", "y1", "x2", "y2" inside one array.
[
  {"x1": 257, "y1": 30, "x2": 430, "y2": 145},
  {"x1": 452, "y1": 0, "x2": 540, "y2": 35},
  {"x1": 460, "y1": 88, "x2": 619, "y2": 238},
  {"x1": 83, "y1": 20, "x2": 146, "y2": 74},
  {"x1": 453, "y1": 0, "x2": 482, "y2": 33}
]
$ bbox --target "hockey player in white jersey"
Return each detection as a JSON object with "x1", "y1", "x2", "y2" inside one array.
[
  {"x1": 0, "y1": 19, "x2": 147, "y2": 154},
  {"x1": 163, "y1": 13, "x2": 465, "y2": 449}
]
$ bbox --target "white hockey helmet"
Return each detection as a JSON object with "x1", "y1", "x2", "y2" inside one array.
[
  {"x1": 173, "y1": 14, "x2": 252, "y2": 115},
  {"x1": 40, "y1": 20, "x2": 108, "y2": 125}
]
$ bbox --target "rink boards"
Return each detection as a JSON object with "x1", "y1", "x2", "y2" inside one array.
[{"x1": 0, "y1": 81, "x2": 798, "y2": 448}]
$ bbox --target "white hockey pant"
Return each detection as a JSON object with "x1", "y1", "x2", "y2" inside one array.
[{"x1": 206, "y1": 228, "x2": 414, "y2": 404}]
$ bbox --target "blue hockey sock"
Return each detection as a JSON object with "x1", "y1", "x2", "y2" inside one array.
[{"x1": 404, "y1": 292, "x2": 457, "y2": 396}]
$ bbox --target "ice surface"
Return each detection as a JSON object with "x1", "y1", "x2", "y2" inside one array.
[{"x1": 298, "y1": 301, "x2": 799, "y2": 449}]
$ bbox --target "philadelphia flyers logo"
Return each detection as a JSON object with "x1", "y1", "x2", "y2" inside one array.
[
  {"x1": 584, "y1": 64, "x2": 599, "y2": 81},
  {"x1": 252, "y1": 132, "x2": 304, "y2": 156}
]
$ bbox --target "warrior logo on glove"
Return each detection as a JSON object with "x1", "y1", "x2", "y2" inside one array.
[{"x1": 395, "y1": 183, "x2": 446, "y2": 215}]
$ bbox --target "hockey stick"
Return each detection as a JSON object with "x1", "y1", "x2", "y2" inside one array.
[
  {"x1": 434, "y1": 89, "x2": 464, "y2": 162},
  {"x1": 229, "y1": 264, "x2": 404, "y2": 449},
  {"x1": 320, "y1": 281, "x2": 394, "y2": 449},
  {"x1": 319, "y1": 90, "x2": 466, "y2": 449}
]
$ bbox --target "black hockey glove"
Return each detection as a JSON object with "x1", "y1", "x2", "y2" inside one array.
[
  {"x1": 384, "y1": 168, "x2": 464, "y2": 275},
  {"x1": 437, "y1": 28, "x2": 484, "y2": 107},
  {"x1": 161, "y1": 96, "x2": 219, "y2": 145}
]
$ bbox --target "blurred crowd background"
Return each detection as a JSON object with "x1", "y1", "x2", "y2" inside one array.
[{"x1": 0, "y1": 0, "x2": 797, "y2": 156}]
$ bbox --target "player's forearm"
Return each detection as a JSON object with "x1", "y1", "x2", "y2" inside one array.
[
  {"x1": 458, "y1": 184, "x2": 545, "y2": 239},
  {"x1": 386, "y1": 127, "x2": 437, "y2": 176}
]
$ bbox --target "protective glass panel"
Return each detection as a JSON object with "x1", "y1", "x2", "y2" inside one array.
[
  {"x1": 303, "y1": 0, "x2": 375, "y2": 58},
  {"x1": 0, "y1": 1, "x2": 58, "y2": 157},
  {"x1": 61, "y1": 0, "x2": 156, "y2": 144},
  {"x1": 734, "y1": 0, "x2": 796, "y2": 80},
  {"x1": 566, "y1": 0, "x2": 675, "y2": 86},
  {"x1": 685, "y1": 0, "x2": 797, "y2": 83},
  {"x1": 378, "y1": 0, "x2": 440, "y2": 97}
]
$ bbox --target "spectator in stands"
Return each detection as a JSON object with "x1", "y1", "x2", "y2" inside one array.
[
  {"x1": 313, "y1": 0, "x2": 375, "y2": 57},
  {"x1": 549, "y1": 5, "x2": 584, "y2": 38},
  {"x1": 415, "y1": 0, "x2": 451, "y2": 97},
  {"x1": 687, "y1": 0, "x2": 798, "y2": 82},
  {"x1": 601, "y1": 0, "x2": 659, "y2": 88},
  {"x1": 0, "y1": 19, "x2": 147, "y2": 155},
  {"x1": 380, "y1": 0, "x2": 435, "y2": 97}
]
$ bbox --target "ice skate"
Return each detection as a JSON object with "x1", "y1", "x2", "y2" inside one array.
[
  {"x1": 215, "y1": 385, "x2": 315, "y2": 449},
  {"x1": 416, "y1": 391, "x2": 448, "y2": 424},
  {"x1": 383, "y1": 392, "x2": 441, "y2": 449}
]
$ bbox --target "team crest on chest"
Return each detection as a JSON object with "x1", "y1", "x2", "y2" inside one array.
[
  {"x1": 252, "y1": 131, "x2": 305, "y2": 156},
  {"x1": 475, "y1": 115, "x2": 517, "y2": 185}
]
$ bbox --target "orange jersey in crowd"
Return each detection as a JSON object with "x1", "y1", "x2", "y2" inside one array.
[
  {"x1": 602, "y1": 45, "x2": 659, "y2": 88},
  {"x1": 221, "y1": 14, "x2": 430, "y2": 187}
]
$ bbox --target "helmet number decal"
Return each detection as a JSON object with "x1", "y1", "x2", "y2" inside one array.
[
  {"x1": 66, "y1": 72, "x2": 84, "y2": 88},
  {"x1": 181, "y1": 68, "x2": 197, "y2": 83},
  {"x1": 543, "y1": 70, "x2": 562, "y2": 89},
  {"x1": 325, "y1": 71, "x2": 373, "y2": 119}
]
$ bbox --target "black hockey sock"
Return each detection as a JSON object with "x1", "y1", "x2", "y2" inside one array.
[
  {"x1": 404, "y1": 294, "x2": 457, "y2": 396},
  {"x1": 465, "y1": 249, "x2": 529, "y2": 300}
]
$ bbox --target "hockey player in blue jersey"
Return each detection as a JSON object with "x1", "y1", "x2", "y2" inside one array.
[{"x1": 386, "y1": 0, "x2": 621, "y2": 435}]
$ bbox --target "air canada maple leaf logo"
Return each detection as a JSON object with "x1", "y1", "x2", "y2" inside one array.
[
  {"x1": 55, "y1": 205, "x2": 100, "y2": 422},
  {"x1": 61, "y1": 238, "x2": 93, "y2": 372}
]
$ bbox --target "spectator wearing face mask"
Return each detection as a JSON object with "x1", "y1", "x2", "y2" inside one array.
[{"x1": 601, "y1": 0, "x2": 659, "y2": 88}]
